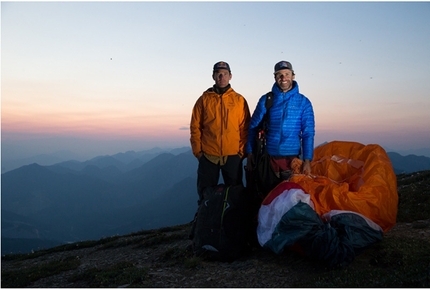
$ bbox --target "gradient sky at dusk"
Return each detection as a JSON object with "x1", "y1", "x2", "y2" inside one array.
[{"x1": 2, "y1": 1, "x2": 430, "y2": 161}]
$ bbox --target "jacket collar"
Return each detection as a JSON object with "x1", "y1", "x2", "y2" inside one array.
[
  {"x1": 213, "y1": 84, "x2": 231, "y2": 95},
  {"x1": 272, "y1": 80, "x2": 299, "y2": 96}
]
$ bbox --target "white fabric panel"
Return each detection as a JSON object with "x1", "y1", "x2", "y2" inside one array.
[{"x1": 257, "y1": 188, "x2": 314, "y2": 246}]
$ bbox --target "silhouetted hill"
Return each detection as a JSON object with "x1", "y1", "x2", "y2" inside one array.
[
  {"x1": 79, "y1": 164, "x2": 123, "y2": 183},
  {"x1": 387, "y1": 152, "x2": 430, "y2": 174},
  {"x1": 118, "y1": 151, "x2": 198, "y2": 203},
  {"x1": 1, "y1": 150, "x2": 81, "y2": 174},
  {"x1": 1, "y1": 150, "x2": 198, "y2": 254},
  {"x1": 93, "y1": 176, "x2": 197, "y2": 237},
  {"x1": 54, "y1": 147, "x2": 190, "y2": 173},
  {"x1": 1, "y1": 163, "x2": 124, "y2": 244},
  {"x1": 57, "y1": 154, "x2": 130, "y2": 172},
  {"x1": 3, "y1": 146, "x2": 430, "y2": 255}
]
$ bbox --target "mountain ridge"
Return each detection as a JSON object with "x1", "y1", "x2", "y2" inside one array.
[
  {"x1": 2, "y1": 146, "x2": 430, "y2": 255},
  {"x1": 1, "y1": 150, "x2": 198, "y2": 254}
]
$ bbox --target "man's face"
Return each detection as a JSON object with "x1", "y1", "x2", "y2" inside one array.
[
  {"x1": 275, "y1": 69, "x2": 295, "y2": 92},
  {"x1": 213, "y1": 69, "x2": 232, "y2": 88}
]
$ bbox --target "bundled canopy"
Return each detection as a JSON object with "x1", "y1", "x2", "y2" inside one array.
[{"x1": 257, "y1": 141, "x2": 398, "y2": 267}]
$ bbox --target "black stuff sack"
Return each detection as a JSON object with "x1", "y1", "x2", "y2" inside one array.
[
  {"x1": 246, "y1": 91, "x2": 280, "y2": 202},
  {"x1": 254, "y1": 152, "x2": 280, "y2": 200},
  {"x1": 192, "y1": 184, "x2": 251, "y2": 262}
]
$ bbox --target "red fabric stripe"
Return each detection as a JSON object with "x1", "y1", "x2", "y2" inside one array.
[{"x1": 261, "y1": 181, "x2": 306, "y2": 205}]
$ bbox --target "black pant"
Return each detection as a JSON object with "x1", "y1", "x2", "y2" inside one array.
[
  {"x1": 189, "y1": 154, "x2": 243, "y2": 240},
  {"x1": 196, "y1": 154, "x2": 243, "y2": 204}
]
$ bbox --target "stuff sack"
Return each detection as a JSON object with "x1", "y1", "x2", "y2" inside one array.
[
  {"x1": 254, "y1": 152, "x2": 281, "y2": 199},
  {"x1": 246, "y1": 92, "x2": 279, "y2": 202},
  {"x1": 193, "y1": 184, "x2": 251, "y2": 262}
]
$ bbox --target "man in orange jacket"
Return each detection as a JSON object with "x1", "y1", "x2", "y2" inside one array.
[{"x1": 190, "y1": 61, "x2": 251, "y2": 203}]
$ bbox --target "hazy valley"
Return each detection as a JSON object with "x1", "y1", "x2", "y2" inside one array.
[{"x1": 2, "y1": 146, "x2": 430, "y2": 255}]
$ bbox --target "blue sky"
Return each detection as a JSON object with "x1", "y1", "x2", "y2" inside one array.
[{"x1": 2, "y1": 1, "x2": 430, "y2": 161}]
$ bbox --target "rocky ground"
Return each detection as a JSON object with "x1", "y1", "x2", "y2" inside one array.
[{"x1": 2, "y1": 218, "x2": 430, "y2": 288}]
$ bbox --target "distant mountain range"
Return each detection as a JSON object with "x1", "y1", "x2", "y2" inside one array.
[
  {"x1": 2, "y1": 146, "x2": 430, "y2": 255},
  {"x1": 2, "y1": 147, "x2": 198, "y2": 255},
  {"x1": 387, "y1": 152, "x2": 430, "y2": 175},
  {"x1": 1, "y1": 147, "x2": 191, "y2": 174}
]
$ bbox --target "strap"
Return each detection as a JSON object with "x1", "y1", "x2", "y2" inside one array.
[
  {"x1": 261, "y1": 91, "x2": 273, "y2": 127},
  {"x1": 221, "y1": 187, "x2": 230, "y2": 225},
  {"x1": 265, "y1": 91, "x2": 273, "y2": 110},
  {"x1": 254, "y1": 92, "x2": 274, "y2": 158}
]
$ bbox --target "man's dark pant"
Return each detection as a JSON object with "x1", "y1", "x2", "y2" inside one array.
[
  {"x1": 189, "y1": 154, "x2": 243, "y2": 240},
  {"x1": 196, "y1": 154, "x2": 243, "y2": 204}
]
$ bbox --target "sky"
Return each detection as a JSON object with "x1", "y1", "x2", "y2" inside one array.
[{"x1": 2, "y1": 1, "x2": 430, "y2": 161}]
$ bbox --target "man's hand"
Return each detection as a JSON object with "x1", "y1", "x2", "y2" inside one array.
[
  {"x1": 246, "y1": 153, "x2": 254, "y2": 171},
  {"x1": 302, "y1": 159, "x2": 311, "y2": 175}
]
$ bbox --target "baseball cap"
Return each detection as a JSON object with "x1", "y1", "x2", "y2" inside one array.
[
  {"x1": 274, "y1": 61, "x2": 294, "y2": 73},
  {"x1": 213, "y1": 61, "x2": 231, "y2": 72}
]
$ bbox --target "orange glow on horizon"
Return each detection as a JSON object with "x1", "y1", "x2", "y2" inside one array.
[{"x1": 2, "y1": 112, "x2": 190, "y2": 140}]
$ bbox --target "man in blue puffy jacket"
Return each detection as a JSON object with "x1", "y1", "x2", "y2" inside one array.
[{"x1": 246, "y1": 61, "x2": 315, "y2": 191}]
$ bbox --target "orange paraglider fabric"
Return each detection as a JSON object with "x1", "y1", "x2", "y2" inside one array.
[{"x1": 290, "y1": 141, "x2": 398, "y2": 233}]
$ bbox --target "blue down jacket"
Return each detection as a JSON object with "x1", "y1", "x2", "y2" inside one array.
[{"x1": 246, "y1": 81, "x2": 315, "y2": 161}]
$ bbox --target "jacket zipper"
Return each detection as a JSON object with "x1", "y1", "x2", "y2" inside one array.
[
  {"x1": 220, "y1": 95, "x2": 223, "y2": 156},
  {"x1": 278, "y1": 92, "x2": 288, "y2": 153}
]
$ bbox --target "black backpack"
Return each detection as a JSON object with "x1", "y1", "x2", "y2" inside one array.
[{"x1": 192, "y1": 184, "x2": 251, "y2": 262}]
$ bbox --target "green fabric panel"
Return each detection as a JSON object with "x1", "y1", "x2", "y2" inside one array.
[{"x1": 263, "y1": 202, "x2": 383, "y2": 267}]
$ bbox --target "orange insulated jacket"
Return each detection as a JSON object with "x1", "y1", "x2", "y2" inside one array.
[{"x1": 190, "y1": 87, "x2": 251, "y2": 158}]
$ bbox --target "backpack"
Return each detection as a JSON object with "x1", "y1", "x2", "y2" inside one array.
[{"x1": 192, "y1": 184, "x2": 251, "y2": 262}]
